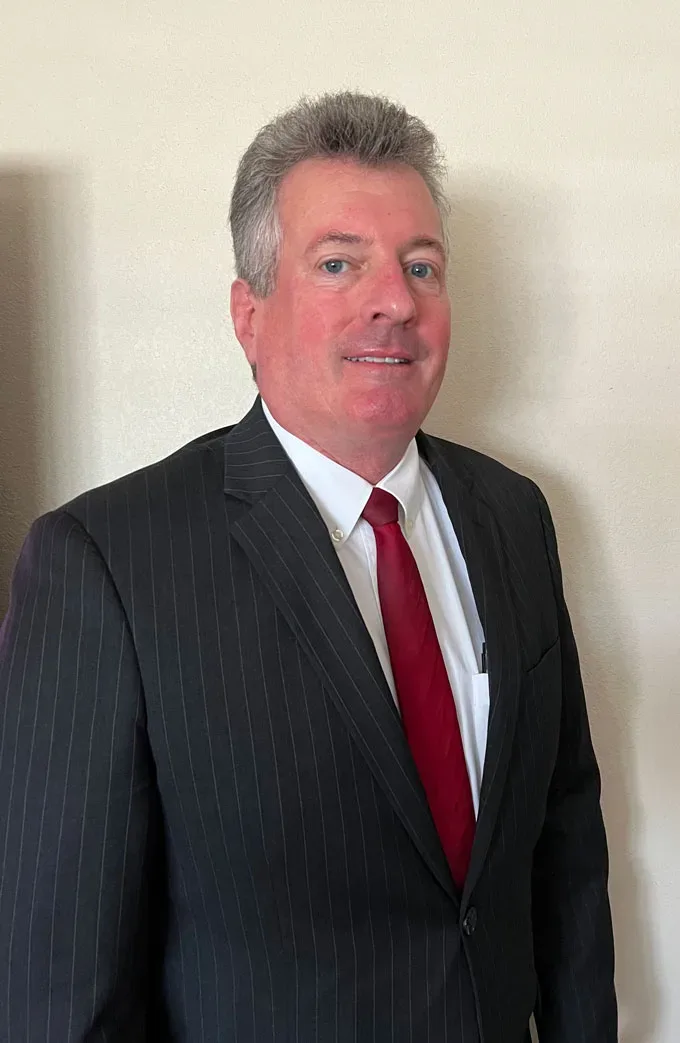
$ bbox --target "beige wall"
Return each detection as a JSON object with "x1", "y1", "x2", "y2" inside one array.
[{"x1": 1, "y1": 2, "x2": 678, "y2": 1038}]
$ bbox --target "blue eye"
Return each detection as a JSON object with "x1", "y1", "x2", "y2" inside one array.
[
  {"x1": 408, "y1": 262, "x2": 434, "y2": 279},
  {"x1": 321, "y1": 259, "x2": 349, "y2": 275}
]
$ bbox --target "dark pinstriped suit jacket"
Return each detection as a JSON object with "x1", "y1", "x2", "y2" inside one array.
[{"x1": 0, "y1": 398, "x2": 616, "y2": 1043}]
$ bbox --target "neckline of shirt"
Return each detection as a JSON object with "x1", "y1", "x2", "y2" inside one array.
[{"x1": 261, "y1": 400, "x2": 424, "y2": 545}]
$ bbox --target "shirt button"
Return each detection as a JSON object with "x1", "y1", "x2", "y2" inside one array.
[
  {"x1": 404, "y1": 520, "x2": 413, "y2": 537},
  {"x1": 462, "y1": 907, "x2": 478, "y2": 937},
  {"x1": 331, "y1": 528, "x2": 344, "y2": 543}
]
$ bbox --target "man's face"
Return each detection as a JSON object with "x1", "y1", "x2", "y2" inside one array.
[{"x1": 231, "y1": 157, "x2": 451, "y2": 453}]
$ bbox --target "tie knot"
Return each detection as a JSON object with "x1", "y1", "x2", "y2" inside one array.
[{"x1": 362, "y1": 488, "x2": 400, "y2": 529}]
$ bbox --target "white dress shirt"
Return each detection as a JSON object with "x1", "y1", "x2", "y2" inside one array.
[{"x1": 262, "y1": 402, "x2": 490, "y2": 812}]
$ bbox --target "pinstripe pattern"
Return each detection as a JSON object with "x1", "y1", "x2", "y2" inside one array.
[{"x1": 0, "y1": 398, "x2": 616, "y2": 1042}]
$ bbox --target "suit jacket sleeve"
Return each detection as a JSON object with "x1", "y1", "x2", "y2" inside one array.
[
  {"x1": 529, "y1": 484, "x2": 618, "y2": 1042},
  {"x1": 0, "y1": 510, "x2": 158, "y2": 1042}
]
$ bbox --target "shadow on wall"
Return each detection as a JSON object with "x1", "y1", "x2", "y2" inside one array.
[
  {"x1": 0, "y1": 165, "x2": 86, "y2": 617},
  {"x1": 0, "y1": 168, "x2": 44, "y2": 616},
  {"x1": 428, "y1": 178, "x2": 659, "y2": 1043}
]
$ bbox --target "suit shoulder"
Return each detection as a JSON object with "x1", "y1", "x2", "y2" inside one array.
[
  {"x1": 62, "y1": 423, "x2": 236, "y2": 535},
  {"x1": 426, "y1": 433, "x2": 541, "y2": 505}
]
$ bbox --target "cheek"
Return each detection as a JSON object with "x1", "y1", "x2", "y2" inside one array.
[
  {"x1": 293, "y1": 297, "x2": 346, "y2": 353},
  {"x1": 422, "y1": 302, "x2": 451, "y2": 355}
]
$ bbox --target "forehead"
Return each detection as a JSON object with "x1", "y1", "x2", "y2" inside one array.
[{"x1": 276, "y1": 157, "x2": 443, "y2": 244}]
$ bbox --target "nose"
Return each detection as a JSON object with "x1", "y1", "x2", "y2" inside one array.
[{"x1": 360, "y1": 265, "x2": 417, "y2": 327}]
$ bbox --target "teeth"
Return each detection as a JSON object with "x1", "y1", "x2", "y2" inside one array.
[{"x1": 345, "y1": 357, "x2": 408, "y2": 364}]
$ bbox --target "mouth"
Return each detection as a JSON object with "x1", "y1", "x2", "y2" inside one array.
[{"x1": 343, "y1": 356, "x2": 412, "y2": 365}]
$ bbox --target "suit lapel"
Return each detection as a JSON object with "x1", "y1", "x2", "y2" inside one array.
[
  {"x1": 418, "y1": 433, "x2": 522, "y2": 900},
  {"x1": 224, "y1": 400, "x2": 458, "y2": 902}
]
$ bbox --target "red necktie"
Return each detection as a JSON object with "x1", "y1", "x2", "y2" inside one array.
[{"x1": 362, "y1": 488, "x2": 475, "y2": 888}]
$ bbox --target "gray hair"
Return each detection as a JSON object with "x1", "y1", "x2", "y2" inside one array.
[{"x1": 229, "y1": 92, "x2": 449, "y2": 298}]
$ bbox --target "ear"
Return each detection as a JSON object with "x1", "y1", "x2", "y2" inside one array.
[{"x1": 230, "y1": 278, "x2": 260, "y2": 367}]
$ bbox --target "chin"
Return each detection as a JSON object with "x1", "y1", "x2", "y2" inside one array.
[{"x1": 345, "y1": 390, "x2": 425, "y2": 435}]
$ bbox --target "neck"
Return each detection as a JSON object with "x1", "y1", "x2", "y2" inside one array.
[
  {"x1": 264, "y1": 403, "x2": 415, "y2": 484},
  {"x1": 311, "y1": 439, "x2": 411, "y2": 485}
]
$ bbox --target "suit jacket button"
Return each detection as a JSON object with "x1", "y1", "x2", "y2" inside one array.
[{"x1": 462, "y1": 907, "x2": 478, "y2": 936}]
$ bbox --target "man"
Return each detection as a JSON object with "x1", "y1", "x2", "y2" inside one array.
[{"x1": 0, "y1": 93, "x2": 616, "y2": 1042}]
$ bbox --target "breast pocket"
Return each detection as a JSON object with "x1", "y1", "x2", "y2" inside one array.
[
  {"x1": 525, "y1": 636, "x2": 560, "y2": 677},
  {"x1": 519, "y1": 638, "x2": 562, "y2": 795}
]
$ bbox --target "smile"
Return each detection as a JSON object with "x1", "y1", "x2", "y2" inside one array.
[{"x1": 344, "y1": 357, "x2": 411, "y2": 364}]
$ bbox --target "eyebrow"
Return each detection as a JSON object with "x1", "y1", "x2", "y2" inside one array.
[
  {"x1": 306, "y1": 231, "x2": 446, "y2": 260},
  {"x1": 306, "y1": 231, "x2": 366, "y2": 253},
  {"x1": 406, "y1": 235, "x2": 447, "y2": 259}
]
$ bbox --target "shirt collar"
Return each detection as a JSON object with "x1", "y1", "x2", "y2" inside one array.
[{"x1": 262, "y1": 401, "x2": 424, "y2": 545}]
